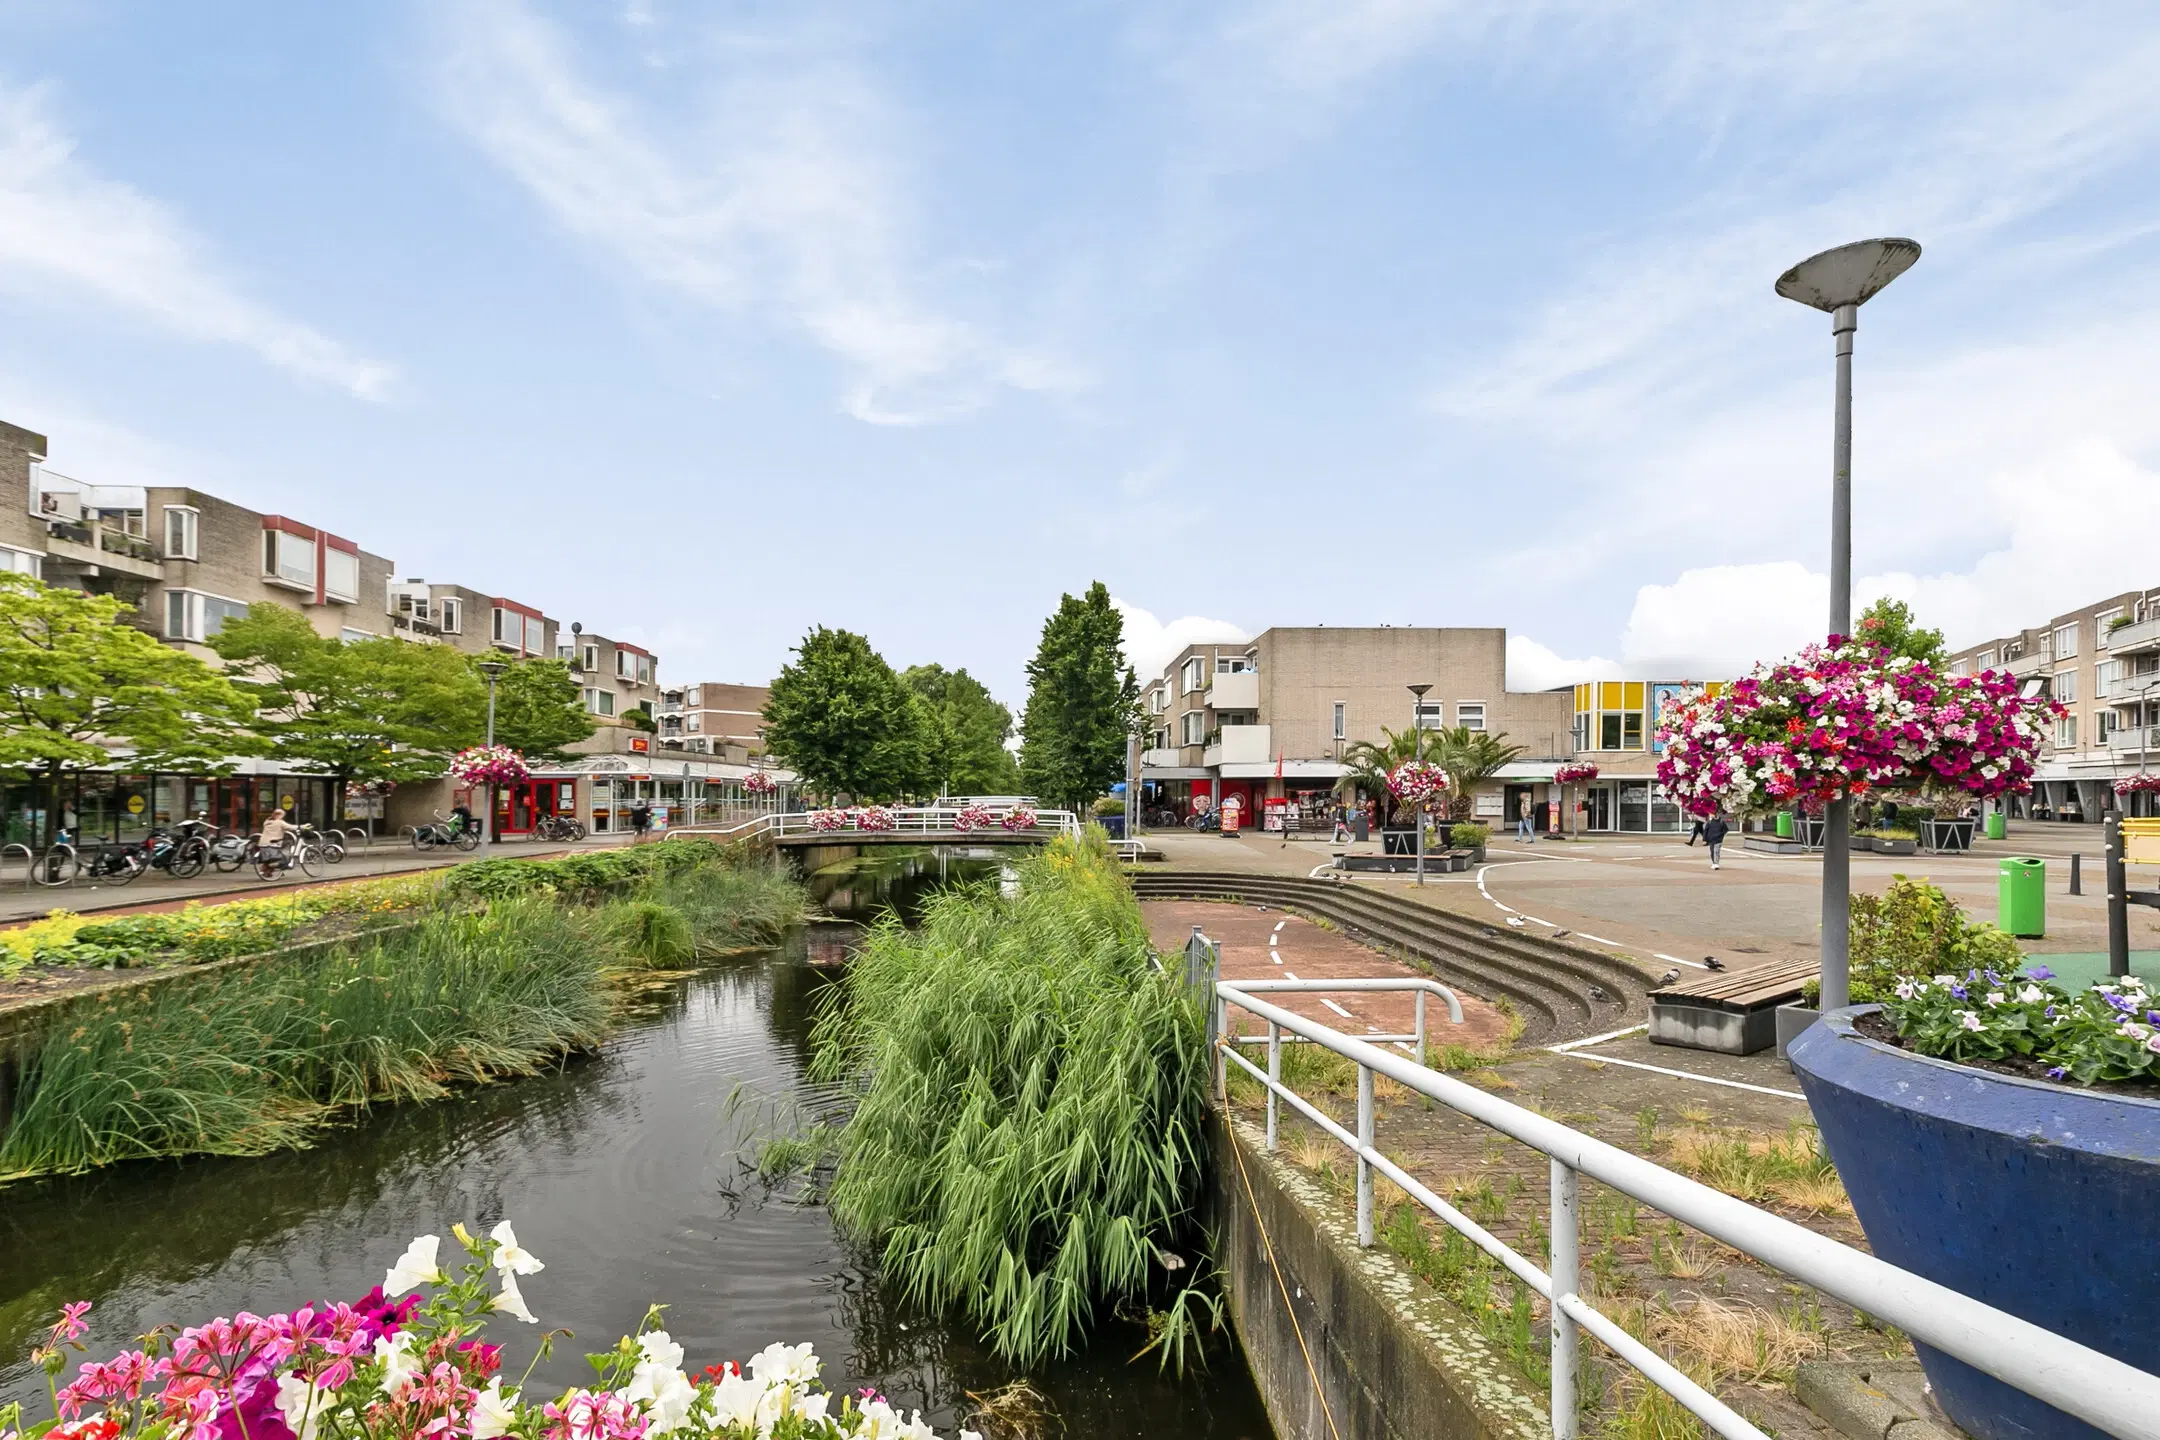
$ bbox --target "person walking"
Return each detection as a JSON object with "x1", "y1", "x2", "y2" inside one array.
[
  {"x1": 1334, "y1": 801, "x2": 1352, "y2": 843},
  {"x1": 1702, "y1": 813, "x2": 1729, "y2": 870},
  {"x1": 629, "y1": 796, "x2": 652, "y2": 843},
  {"x1": 1517, "y1": 793, "x2": 1535, "y2": 844}
]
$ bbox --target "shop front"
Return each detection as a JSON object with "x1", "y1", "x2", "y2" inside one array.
[
  {"x1": 1577, "y1": 778, "x2": 1685, "y2": 833},
  {"x1": 1, "y1": 768, "x2": 349, "y2": 849}
]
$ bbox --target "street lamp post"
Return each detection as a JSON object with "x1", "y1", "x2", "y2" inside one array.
[
  {"x1": 1776, "y1": 237, "x2": 1921, "y2": 1013},
  {"x1": 1408, "y1": 683, "x2": 1433, "y2": 886},
  {"x1": 477, "y1": 661, "x2": 508, "y2": 861}
]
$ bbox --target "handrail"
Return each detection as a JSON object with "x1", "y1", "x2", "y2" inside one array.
[
  {"x1": 1215, "y1": 979, "x2": 2160, "y2": 1440},
  {"x1": 673, "y1": 806, "x2": 1083, "y2": 843}
]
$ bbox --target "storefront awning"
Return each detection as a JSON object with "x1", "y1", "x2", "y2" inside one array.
[
  {"x1": 1219, "y1": 760, "x2": 1348, "y2": 780},
  {"x1": 1141, "y1": 765, "x2": 1215, "y2": 780},
  {"x1": 1494, "y1": 761, "x2": 1565, "y2": 780}
]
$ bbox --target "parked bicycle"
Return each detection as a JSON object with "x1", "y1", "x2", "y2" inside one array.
[
  {"x1": 295, "y1": 823, "x2": 345, "y2": 864},
  {"x1": 412, "y1": 811, "x2": 479, "y2": 852},
  {"x1": 535, "y1": 814, "x2": 588, "y2": 842},
  {"x1": 149, "y1": 814, "x2": 218, "y2": 879}
]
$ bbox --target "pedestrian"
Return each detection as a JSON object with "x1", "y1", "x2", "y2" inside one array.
[
  {"x1": 629, "y1": 796, "x2": 652, "y2": 843},
  {"x1": 1703, "y1": 812, "x2": 1729, "y2": 870},
  {"x1": 1517, "y1": 793, "x2": 1535, "y2": 844},
  {"x1": 1334, "y1": 801, "x2": 1352, "y2": 843}
]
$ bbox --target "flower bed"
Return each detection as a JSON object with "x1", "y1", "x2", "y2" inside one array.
[
  {"x1": 1876, "y1": 965, "x2": 2160, "y2": 1087},
  {"x1": 1553, "y1": 762, "x2": 1599, "y2": 785},
  {"x1": 1656, "y1": 640, "x2": 2054, "y2": 818},
  {"x1": 11, "y1": 1222, "x2": 972, "y2": 1440}
]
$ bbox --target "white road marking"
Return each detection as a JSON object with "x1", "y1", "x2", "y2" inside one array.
[
  {"x1": 1321, "y1": 998, "x2": 1355, "y2": 1018},
  {"x1": 1273, "y1": 920, "x2": 1286, "y2": 932},
  {"x1": 1655, "y1": 952, "x2": 1711, "y2": 970},
  {"x1": 1549, "y1": 1049, "x2": 1806, "y2": 1101},
  {"x1": 1271, "y1": 955, "x2": 1283, "y2": 965},
  {"x1": 1549, "y1": 1023, "x2": 1649, "y2": 1052},
  {"x1": 1574, "y1": 932, "x2": 1620, "y2": 945},
  {"x1": 1282, "y1": 970, "x2": 1300, "y2": 980}
]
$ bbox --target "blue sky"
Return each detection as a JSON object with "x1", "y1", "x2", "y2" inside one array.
[{"x1": 4, "y1": 2, "x2": 2159, "y2": 709}]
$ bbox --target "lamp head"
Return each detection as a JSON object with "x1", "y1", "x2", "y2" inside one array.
[
  {"x1": 1776, "y1": 238, "x2": 1921, "y2": 312},
  {"x1": 1407, "y1": 683, "x2": 1433, "y2": 699},
  {"x1": 478, "y1": 661, "x2": 509, "y2": 681}
]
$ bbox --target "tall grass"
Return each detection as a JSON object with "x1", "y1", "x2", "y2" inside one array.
[
  {"x1": 639, "y1": 862, "x2": 807, "y2": 954},
  {"x1": 810, "y1": 832, "x2": 1211, "y2": 1368},
  {"x1": 0, "y1": 899, "x2": 615, "y2": 1178}
]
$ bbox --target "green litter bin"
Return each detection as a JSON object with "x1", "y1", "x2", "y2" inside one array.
[
  {"x1": 1999, "y1": 857, "x2": 2045, "y2": 938},
  {"x1": 1775, "y1": 812, "x2": 1795, "y2": 839},
  {"x1": 1985, "y1": 811, "x2": 2007, "y2": 841}
]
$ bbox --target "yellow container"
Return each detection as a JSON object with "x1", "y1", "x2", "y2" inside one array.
[{"x1": 2126, "y1": 818, "x2": 2160, "y2": 867}]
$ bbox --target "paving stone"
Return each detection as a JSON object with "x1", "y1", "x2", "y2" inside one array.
[{"x1": 1795, "y1": 1361, "x2": 1904, "y2": 1440}]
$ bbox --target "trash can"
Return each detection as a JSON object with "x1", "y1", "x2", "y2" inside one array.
[
  {"x1": 1985, "y1": 811, "x2": 2007, "y2": 841},
  {"x1": 1775, "y1": 812, "x2": 1795, "y2": 839},
  {"x1": 1998, "y1": 857, "x2": 2045, "y2": 938}
]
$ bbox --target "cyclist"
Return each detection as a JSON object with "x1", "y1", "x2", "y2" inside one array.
[
  {"x1": 450, "y1": 801, "x2": 476, "y2": 837},
  {"x1": 257, "y1": 807, "x2": 298, "y2": 872}
]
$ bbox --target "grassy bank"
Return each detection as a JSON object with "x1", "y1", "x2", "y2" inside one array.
[
  {"x1": 0, "y1": 840, "x2": 805, "y2": 1180},
  {"x1": 810, "y1": 830, "x2": 1212, "y2": 1368}
]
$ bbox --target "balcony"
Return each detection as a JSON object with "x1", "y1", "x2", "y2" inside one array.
[
  {"x1": 391, "y1": 612, "x2": 443, "y2": 639},
  {"x1": 1141, "y1": 747, "x2": 1181, "y2": 768},
  {"x1": 1208, "y1": 671, "x2": 1260, "y2": 710},
  {"x1": 2108, "y1": 725, "x2": 2160, "y2": 758},
  {"x1": 2106, "y1": 616, "x2": 2160, "y2": 657},
  {"x1": 43, "y1": 518, "x2": 163, "y2": 582},
  {"x1": 1203, "y1": 723, "x2": 1272, "y2": 769},
  {"x1": 2001, "y1": 649, "x2": 2051, "y2": 680}
]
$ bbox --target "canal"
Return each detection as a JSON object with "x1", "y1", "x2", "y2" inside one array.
[{"x1": 0, "y1": 848, "x2": 1272, "y2": 1438}]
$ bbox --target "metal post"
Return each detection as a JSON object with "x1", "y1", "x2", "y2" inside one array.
[
  {"x1": 1266, "y1": 1020, "x2": 1281, "y2": 1151},
  {"x1": 1127, "y1": 731, "x2": 1140, "y2": 841},
  {"x1": 1415, "y1": 989, "x2": 1428, "y2": 1060},
  {"x1": 2070, "y1": 851, "x2": 2082, "y2": 896},
  {"x1": 2107, "y1": 810, "x2": 2131, "y2": 978},
  {"x1": 1356, "y1": 1064, "x2": 1375, "y2": 1247},
  {"x1": 1550, "y1": 1160, "x2": 1581, "y2": 1440},
  {"x1": 479, "y1": 667, "x2": 501, "y2": 862},
  {"x1": 1818, "y1": 303, "x2": 1857, "y2": 1014}
]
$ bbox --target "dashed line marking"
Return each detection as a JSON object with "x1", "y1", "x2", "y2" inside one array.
[
  {"x1": 1321, "y1": 998, "x2": 1354, "y2": 1019},
  {"x1": 1575, "y1": 932, "x2": 1620, "y2": 945},
  {"x1": 1273, "y1": 920, "x2": 1286, "y2": 933},
  {"x1": 1271, "y1": 954, "x2": 1283, "y2": 965},
  {"x1": 1282, "y1": 970, "x2": 1301, "y2": 981},
  {"x1": 1655, "y1": 952, "x2": 1711, "y2": 970}
]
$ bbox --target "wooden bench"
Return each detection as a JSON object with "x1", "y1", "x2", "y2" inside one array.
[{"x1": 1648, "y1": 958, "x2": 1818, "y2": 1055}]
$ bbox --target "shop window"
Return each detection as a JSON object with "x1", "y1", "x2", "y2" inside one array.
[
  {"x1": 1456, "y1": 702, "x2": 1486, "y2": 732},
  {"x1": 1332, "y1": 702, "x2": 1346, "y2": 740},
  {"x1": 163, "y1": 506, "x2": 198, "y2": 560}
]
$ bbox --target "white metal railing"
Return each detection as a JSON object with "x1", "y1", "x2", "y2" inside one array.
[
  {"x1": 672, "y1": 805, "x2": 1082, "y2": 844},
  {"x1": 1214, "y1": 970, "x2": 2160, "y2": 1440}
]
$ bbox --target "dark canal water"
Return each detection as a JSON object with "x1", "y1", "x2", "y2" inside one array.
[{"x1": 0, "y1": 848, "x2": 1271, "y2": 1437}]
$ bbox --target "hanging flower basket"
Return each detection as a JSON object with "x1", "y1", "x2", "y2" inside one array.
[
  {"x1": 855, "y1": 806, "x2": 898, "y2": 832},
  {"x1": 808, "y1": 807, "x2": 851, "y2": 832},
  {"x1": 1001, "y1": 805, "x2": 1040, "y2": 831},
  {"x1": 953, "y1": 803, "x2": 996, "y2": 832},
  {"x1": 1654, "y1": 639, "x2": 2056, "y2": 819},
  {"x1": 741, "y1": 770, "x2": 777, "y2": 797},
  {"x1": 449, "y1": 745, "x2": 529, "y2": 788},
  {"x1": 1554, "y1": 762, "x2": 1600, "y2": 784},
  {"x1": 344, "y1": 779, "x2": 396, "y2": 798},
  {"x1": 1386, "y1": 760, "x2": 1450, "y2": 812},
  {"x1": 2115, "y1": 774, "x2": 2160, "y2": 796}
]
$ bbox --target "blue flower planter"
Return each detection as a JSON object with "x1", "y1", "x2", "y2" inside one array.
[{"x1": 1789, "y1": 1007, "x2": 2160, "y2": 1440}]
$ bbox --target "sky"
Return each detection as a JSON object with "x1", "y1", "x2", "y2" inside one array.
[{"x1": 4, "y1": 2, "x2": 2159, "y2": 711}]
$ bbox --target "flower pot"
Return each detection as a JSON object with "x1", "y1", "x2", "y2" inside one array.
[
  {"x1": 1468, "y1": 845, "x2": 1487, "y2": 865},
  {"x1": 1381, "y1": 827, "x2": 1419, "y2": 856},
  {"x1": 1848, "y1": 834, "x2": 1874, "y2": 852},
  {"x1": 1922, "y1": 817, "x2": 1976, "y2": 853},
  {"x1": 1799, "y1": 817, "x2": 1826, "y2": 849},
  {"x1": 1789, "y1": 1008, "x2": 2160, "y2": 1440},
  {"x1": 1772, "y1": 1002, "x2": 1818, "y2": 1060},
  {"x1": 1874, "y1": 837, "x2": 1918, "y2": 856}
]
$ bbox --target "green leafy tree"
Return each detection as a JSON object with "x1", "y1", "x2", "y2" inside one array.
[
  {"x1": 1335, "y1": 724, "x2": 1424, "y2": 827},
  {"x1": 904, "y1": 663, "x2": 1022, "y2": 795},
  {"x1": 0, "y1": 575, "x2": 255, "y2": 842},
  {"x1": 1857, "y1": 597, "x2": 1948, "y2": 667},
  {"x1": 762, "y1": 627, "x2": 929, "y2": 801},
  {"x1": 211, "y1": 604, "x2": 486, "y2": 790},
  {"x1": 480, "y1": 656, "x2": 596, "y2": 763},
  {"x1": 1430, "y1": 725, "x2": 1528, "y2": 821},
  {"x1": 1019, "y1": 582, "x2": 1139, "y2": 813}
]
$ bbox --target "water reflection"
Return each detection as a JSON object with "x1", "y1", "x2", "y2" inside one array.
[{"x1": 0, "y1": 885, "x2": 1269, "y2": 1437}]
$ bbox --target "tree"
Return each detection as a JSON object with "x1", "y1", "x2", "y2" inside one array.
[
  {"x1": 1857, "y1": 597, "x2": 1947, "y2": 667},
  {"x1": 480, "y1": 656, "x2": 595, "y2": 763},
  {"x1": 903, "y1": 663, "x2": 1022, "y2": 795},
  {"x1": 762, "y1": 628, "x2": 929, "y2": 801},
  {"x1": 1430, "y1": 726, "x2": 1528, "y2": 821},
  {"x1": 1336, "y1": 725, "x2": 1424, "y2": 827},
  {"x1": 211, "y1": 604, "x2": 486, "y2": 790},
  {"x1": 1019, "y1": 582, "x2": 1139, "y2": 813},
  {"x1": 0, "y1": 575, "x2": 255, "y2": 843}
]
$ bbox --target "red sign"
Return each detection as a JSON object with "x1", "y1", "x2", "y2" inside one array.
[{"x1": 628, "y1": 736, "x2": 650, "y2": 753}]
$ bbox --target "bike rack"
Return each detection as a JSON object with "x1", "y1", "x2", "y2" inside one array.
[{"x1": 3, "y1": 841, "x2": 31, "y2": 890}]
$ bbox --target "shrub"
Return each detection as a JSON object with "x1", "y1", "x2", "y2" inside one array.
[
  {"x1": 1804, "y1": 874, "x2": 2025, "y2": 1004},
  {"x1": 1092, "y1": 795, "x2": 1126, "y2": 815},
  {"x1": 592, "y1": 898, "x2": 696, "y2": 967},
  {"x1": 1449, "y1": 822, "x2": 1490, "y2": 849}
]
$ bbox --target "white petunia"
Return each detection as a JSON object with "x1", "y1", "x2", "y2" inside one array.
[
  {"x1": 625, "y1": 1331, "x2": 695, "y2": 1436},
  {"x1": 376, "y1": 1331, "x2": 422, "y2": 1398},
  {"x1": 489, "y1": 1221, "x2": 545, "y2": 1276},
  {"x1": 276, "y1": 1374, "x2": 323, "y2": 1440},
  {"x1": 1984, "y1": 991, "x2": 2005, "y2": 1007},
  {"x1": 637, "y1": 1331, "x2": 684, "y2": 1372},
  {"x1": 1959, "y1": 1011, "x2": 1983, "y2": 1032},
  {"x1": 747, "y1": 1342, "x2": 820, "y2": 1387},
  {"x1": 384, "y1": 1235, "x2": 443, "y2": 1297},
  {"x1": 710, "y1": 1370, "x2": 763, "y2": 1429},
  {"x1": 2019, "y1": 985, "x2": 2044, "y2": 1004},
  {"x1": 492, "y1": 1269, "x2": 539, "y2": 1324},
  {"x1": 470, "y1": 1379, "x2": 518, "y2": 1440}
]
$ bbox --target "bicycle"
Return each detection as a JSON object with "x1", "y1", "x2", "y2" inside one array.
[
  {"x1": 296, "y1": 823, "x2": 345, "y2": 864},
  {"x1": 32, "y1": 840, "x2": 78, "y2": 888},
  {"x1": 535, "y1": 814, "x2": 588, "y2": 842},
  {"x1": 252, "y1": 837, "x2": 323, "y2": 881},
  {"x1": 79, "y1": 840, "x2": 149, "y2": 885},
  {"x1": 413, "y1": 812, "x2": 480, "y2": 852},
  {"x1": 209, "y1": 830, "x2": 254, "y2": 874}
]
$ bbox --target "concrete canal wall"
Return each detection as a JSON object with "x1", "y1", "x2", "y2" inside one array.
[{"x1": 1211, "y1": 1113, "x2": 1548, "y2": 1440}]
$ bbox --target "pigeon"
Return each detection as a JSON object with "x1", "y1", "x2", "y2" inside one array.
[
  {"x1": 1703, "y1": 956, "x2": 1726, "y2": 972},
  {"x1": 1659, "y1": 968, "x2": 1681, "y2": 986},
  {"x1": 1553, "y1": 929, "x2": 1571, "y2": 938},
  {"x1": 1588, "y1": 984, "x2": 1609, "y2": 1002},
  {"x1": 1506, "y1": 916, "x2": 1526, "y2": 927},
  {"x1": 1481, "y1": 926, "x2": 1497, "y2": 937}
]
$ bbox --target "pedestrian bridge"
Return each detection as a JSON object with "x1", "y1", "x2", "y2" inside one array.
[{"x1": 674, "y1": 805, "x2": 1083, "y2": 850}]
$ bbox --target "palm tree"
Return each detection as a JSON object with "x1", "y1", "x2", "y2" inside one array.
[
  {"x1": 1336, "y1": 724, "x2": 1423, "y2": 828},
  {"x1": 1428, "y1": 726, "x2": 1528, "y2": 821}
]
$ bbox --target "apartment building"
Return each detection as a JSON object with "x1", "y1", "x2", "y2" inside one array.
[
  {"x1": 657, "y1": 682, "x2": 770, "y2": 758},
  {"x1": 1949, "y1": 588, "x2": 2160, "y2": 819},
  {"x1": 386, "y1": 580, "x2": 559, "y2": 660},
  {"x1": 1138, "y1": 626, "x2": 1573, "y2": 832},
  {"x1": 558, "y1": 628, "x2": 660, "y2": 726}
]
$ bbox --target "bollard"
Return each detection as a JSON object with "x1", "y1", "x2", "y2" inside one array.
[
  {"x1": 2070, "y1": 852, "x2": 2082, "y2": 896},
  {"x1": 2108, "y1": 813, "x2": 2131, "y2": 979}
]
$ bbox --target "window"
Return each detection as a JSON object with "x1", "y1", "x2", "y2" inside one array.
[
  {"x1": 1572, "y1": 713, "x2": 1590, "y2": 751},
  {"x1": 639, "y1": 655, "x2": 655, "y2": 684},
  {"x1": 1600, "y1": 713, "x2": 1623, "y2": 749},
  {"x1": 162, "y1": 506, "x2": 198, "y2": 560},
  {"x1": 2101, "y1": 710, "x2": 2121, "y2": 741},
  {"x1": 0, "y1": 545, "x2": 40, "y2": 578},
  {"x1": 687, "y1": 686, "x2": 703, "y2": 707},
  {"x1": 396, "y1": 591, "x2": 431, "y2": 622},
  {"x1": 1216, "y1": 656, "x2": 1251, "y2": 674},
  {"x1": 264, "y1": 530, "x2": 314, "y2": 588},
  {"x1": 617, "y1": 649, "x2": 634, "y2": 680},
  {"x1": 2097, "y1": 661, "x2": 2120, "y2": 700},
  {"x1": 2098, "y1": 608, "x2": 2123, "y2": 642},
  {"x1": 1414, "y1": 702, "x2": 1443, "y2": 729},
  {"x1": 339, "y1": 627, "x2": 372, "y2": 643},
  {"x1": 585, "y1": 688, "x2": 615, "y2": 717},
  {"x1": 1181, "y1": 658, "x2": 1204, "y2": 694},
  {"x1": 525, "y1": 614, "x2": 545, "y2": 654},
  {"x1": 439, "y1": 597, "x2": 461, "y2": 634},
  {"x1": 1332, "y1": 702, "x2": 1347, "y2": 740},
  {"x1": 492, "y1": 607, "x2": 516, "y2": 645},
  {"x1": 2052, "y1": 669, "x2": 2078, "y2": 704},
  {"x1": 163, "y1": 590, "x2": 249, "y2": 643},
  {"x1": 1149, "y1": 689, "x2": 1167, "y2": 714},
  {"x1": 1623, "y1": 712, "x2": 1644, "y2": 749},
  {"x1": 324, "y1": 548, "x2": 358, "y2": 603},
  {"x1": 583, "y1": 644, "x2": 599, "y2": 672},
  {"x1": 1181, "y1": 711, "x2": 1206, "y2": 745},
  {"x1": 1948, "y1": 658, "x2": 1969, "y2": 677},
  {"x1": 2054, "y1": 623, "x2": 2080, "y2": 659},
  {"x1": 687, "y1": 715, "x2": 701, "y2": 733},
  {"x1": 2055, "y1": 714, "x2": 2078, "y2": 750},
  {"x1": 1456, "y1": 702, "x2": 1487, "y2": 732},
  {"x1": 1977, "y1": 650, "x2": 1997, "y2": 670}
]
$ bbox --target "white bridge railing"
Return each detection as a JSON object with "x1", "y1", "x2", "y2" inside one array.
[
  {"x1": 672, "y1": 805, "x2": 1082, "y2": 844},
  {"x1": 1212, "y1": 963, "x2": 2160, "y2": 1440}
]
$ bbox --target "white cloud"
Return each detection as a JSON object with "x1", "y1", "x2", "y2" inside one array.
[
  {"x1": 1506, "y1": 634, "x2": 1618, "y2": 691},
  {"x1": 0, "y1": 82, "x2": 393, "y2": 399},
  {"x1": 433, "y1": 0, "x2": 1069, "y2": 424},
  {"x1": 1113, "y1": 598, "x2": 1248, "y2": 683}
]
